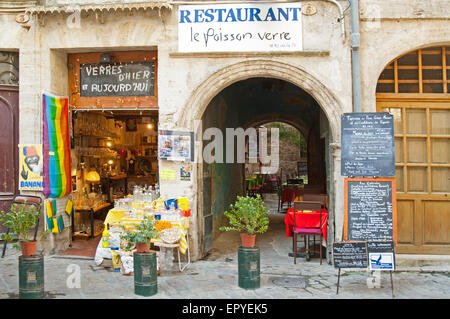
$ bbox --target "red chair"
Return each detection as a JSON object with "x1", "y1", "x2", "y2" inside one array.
[
  {"x1": 278, "y1": 187, "x2": 299, "y2": 212},
  {"x1": 292, "y1": 201, "x2": 323, "y2": 264}
]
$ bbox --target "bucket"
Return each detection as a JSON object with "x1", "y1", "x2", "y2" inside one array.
[
  {"x1": 19, "y1": 254, "x2": 44, "y2": 299},
  {"x1": 238, "y1": 246, "x2": 260, "y2": 289},
  {"x1": 134, "y1": 252, "x2": 157, "y2": 296}
]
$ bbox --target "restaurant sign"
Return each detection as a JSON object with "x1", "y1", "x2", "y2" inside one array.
[{"x1": 178, "y1": 3, "x2": 303, "y2": 53}]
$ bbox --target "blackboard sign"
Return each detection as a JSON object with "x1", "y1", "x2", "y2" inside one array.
[
  {"x1": 333, "y1": 242, "x2": 368, "y2": 268},
  {"x1": 80, "y1": 62, "x2": 155, "y2": 97},
  {"x1": 341, "y1": 112, "x2": 395, "y2": 177},
  {"x1": 345, "y1": 178, "x2": 397, "y2": 243}
]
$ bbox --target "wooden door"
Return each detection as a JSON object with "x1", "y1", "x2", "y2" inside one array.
[
  {"x1": 376, "y1": 45, "x2": 450, "y2": 254},
  {"x1": 377, "y1": 98, "x2": 449, "y2": 254},
  {"x1": 0, "y1": 85, "x2": 19, "y2": 232}
]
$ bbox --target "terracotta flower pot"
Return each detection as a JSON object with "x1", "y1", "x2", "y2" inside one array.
[
  {"x1": 135, "y1": 242, "x2": 150, "y2": 253},
  {"x1": 20, "y1": 240, "x2": 37, "y2": 256},
  {"x1": 240, "y1": 233, "x2": 256, "y2": 248}
]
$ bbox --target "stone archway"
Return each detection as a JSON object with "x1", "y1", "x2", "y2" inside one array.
[
  {"x1": 177, "y1": 59, "x2": 345, "y2": 260},
  {"x1": 178, "y1": 59, "x2": 342, "y2": 143}
]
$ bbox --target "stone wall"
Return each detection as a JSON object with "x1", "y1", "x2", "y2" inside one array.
[{"x1": 0, "y1": 0, "x2": 448, "y2": 259}]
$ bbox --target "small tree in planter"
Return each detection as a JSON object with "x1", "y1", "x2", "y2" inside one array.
[
  {"x1": 220, "y1": 195, "x2": 270, "y2": 247},
  {"x1": 120, "y1": 216, "x2": 159, "y2": 253},
  {"x1": 120, "y1": 215, "x2": 160, "y2": 297},
  {"x1": 0, "y1": 202, "x2": 42, "y2": 256}
]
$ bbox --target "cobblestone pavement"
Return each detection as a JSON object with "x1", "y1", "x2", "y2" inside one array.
[
  {"x1": 0, "y1": 245, "x2": 449, "y2": 299},
  {"x1": 1, "y1": 194, "x2": 449, "y2": 299}
]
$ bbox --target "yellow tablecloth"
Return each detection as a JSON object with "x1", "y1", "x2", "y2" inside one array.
[
  {"x1": 104, "y1": 207, "x2": 189, "y2": 254},
  {"x1": 104, "y1": 208, "x2": 127, "y2": 225}
]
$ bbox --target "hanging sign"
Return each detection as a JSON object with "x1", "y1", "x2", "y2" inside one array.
[
  {"x1": 178, "y1": 3, "x2": 303, "y2": 52},
  {"x1": 18, "y1": 144, "x2": 43, "y2": 191}
]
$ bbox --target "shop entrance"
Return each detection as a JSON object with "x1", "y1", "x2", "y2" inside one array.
[
  {"x1": 64, "y1": 109, "x2": 159, "y2": 256},
  {"x1": 200, "y1": 78, "x2": 331, "y2": 260}
]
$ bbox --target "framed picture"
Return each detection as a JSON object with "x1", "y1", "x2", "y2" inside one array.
[{"x1": 126, "y1": 118, "x2": 137, "y2": 131}]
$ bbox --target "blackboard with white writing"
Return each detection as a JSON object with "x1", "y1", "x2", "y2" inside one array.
[
  {"x1": 347, "y1": 180, "x2": 394, "y2": 242},
  {"x1": 80, "y1": 62, "x2": 155, "y2": 97},
  {"x1": 333, "y1": 242, "x2": 368, "y2": 268},
  {"x1": 341, "y1": 112, "x2": 395, "y2": 177}
]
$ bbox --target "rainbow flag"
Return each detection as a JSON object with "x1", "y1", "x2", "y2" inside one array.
[{"x1": 43, "y1": 93, "x2": 71, "y2": 198}]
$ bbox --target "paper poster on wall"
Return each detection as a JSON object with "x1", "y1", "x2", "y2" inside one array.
[
  {"x1": 18, "y1": 144, "x2": 43, "y2": 191},
  {"x1": 180, "y1": 165, "x2": 192, "y2": 181},
  {"x1": 158, "y1": 130, "x2": 194, "y2": 162},
  {"x1": 160, "y1": 169, "x2": 177, "y2": 181}
]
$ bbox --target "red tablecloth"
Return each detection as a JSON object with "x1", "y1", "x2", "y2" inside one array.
[{"x1": 284, "y1": 208, "x2": 328, "y2": 243}]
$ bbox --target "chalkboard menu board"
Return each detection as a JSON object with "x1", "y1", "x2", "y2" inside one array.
[
  {"x1": 333, "y1": 242, "x2": 368, "y2": 268},
  {"x1": 345, "y1": 178, "x2": 396, "y2": 242},
  {"x1": 80, "y1": 62, "x2": 155, "y2": 97},
  {"x1": 341, "y1": 112, "x2": 395, "y2": 177}
]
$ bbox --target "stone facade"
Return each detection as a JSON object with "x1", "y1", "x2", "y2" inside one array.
[{"x1": 0, "y1": 0, "x2": 449, "y2": 260}]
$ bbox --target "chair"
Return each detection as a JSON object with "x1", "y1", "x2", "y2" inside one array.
[
  {"x1": 278, "y1": 186, "x2": 299, "y2": 212},
  {"x1": 154, "y1": 232, "x2": 191, "y2": 272},
  {"x1": 303, "y1": 184, "x2": 323, "y2": 194},
  {"x1": 287, "y1": 178, "x2": 303, "y2": 185},
  {"x1": 1, "y1": 195, "x2": 42, "y2": 258},
  {"x1": 303, "y1": 193, "x2": 327, "y2": 209},
  {"x1": 292, "y1": 200, "x2": 323, "y2": 264}
]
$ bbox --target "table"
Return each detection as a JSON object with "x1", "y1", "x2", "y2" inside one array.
[
  {"x1": 284, "y1": 207, "x2": 328, "y2": 260},
  {"x1": 103, "y1": 208, "x2": 190, "y2": 254},
  {"x1": 72, "y1": 202, "x2": 112, "y2": 238},
  {"x1": 284, "y1": 207, "x2": 328, "y2": 243}
]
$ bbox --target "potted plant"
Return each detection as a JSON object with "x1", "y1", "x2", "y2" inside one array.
[
  {"x1": 220, "y1": 195, "x2": 270, "y2": 248},
  {"x1": 0, "y1": 202, "x2": 42, "y2": 256},
  {"x1": 120, "y1": 215, "x2": 159, "y2": 253}
]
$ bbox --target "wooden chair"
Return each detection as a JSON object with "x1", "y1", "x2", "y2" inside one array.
[
  {"x1": 1, "y1": 195, "x2": 42, "y2": 258},
  {"x1": 287, "y1": 178, "x2": 303, "y2": 185},
  {"x1": 303, "y1": 184, "x2": 323, "y2": 194},
  {"x1": 278, "y1": 187, "x2": 299, "y2": 212},
  {"x1": 292, "y1": 201, "x2": 323, "y2": 264},
  {"x1": 303, "y1": 193, "x2": 327, "y2": 209}
]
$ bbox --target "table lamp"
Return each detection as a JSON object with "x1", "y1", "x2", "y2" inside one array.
[{"x1": 86, "y1": 170, "x2": 100, "y2": 193}]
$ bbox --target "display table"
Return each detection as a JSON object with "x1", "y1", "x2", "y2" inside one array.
[
  {"x1": 103, "y1": 208, "x2": 190, "y2": 254},
  {"x1": 72, "y1": 202, "x2": 112, "y2": 238},
  {"x1": 284, "y1": 207, "x2": 328, "y2": 242}
]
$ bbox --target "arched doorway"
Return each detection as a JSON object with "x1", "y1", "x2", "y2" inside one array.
[
  {"x1": 199, "y1": 77, "x2": 331, "y2": 259},
  {"x1": 376, "y1": 45, "x2": 450, "y2": 254},
  {"x1": 177, "y1": 59, "x2": 345, "y2": 261}
]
